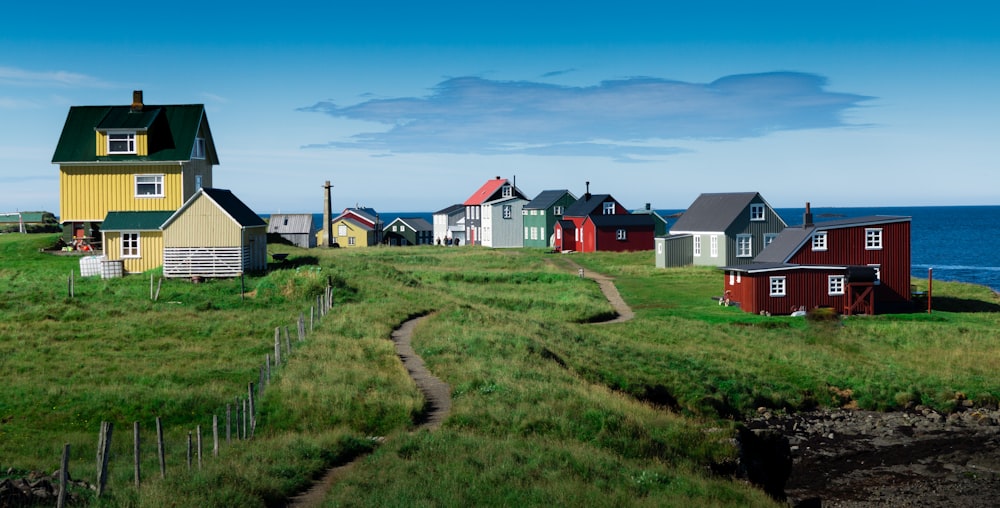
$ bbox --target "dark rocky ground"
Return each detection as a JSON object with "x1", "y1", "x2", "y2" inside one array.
[{"x1": 745, "y1": 406, "x2": 1000, "y2": 507}]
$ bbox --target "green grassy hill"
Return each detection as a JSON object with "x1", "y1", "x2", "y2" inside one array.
[{"x1": 1, "y1": 234, "x2": 997, "y2": 506}]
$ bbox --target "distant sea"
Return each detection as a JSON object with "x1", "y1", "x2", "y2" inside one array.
[{"x1": 266, "y1": 206, "x2": 1000, "y2": 292}]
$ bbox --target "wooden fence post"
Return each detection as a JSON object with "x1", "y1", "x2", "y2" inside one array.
[
  {"x1": 298, "y1": 313, "x2": 305, "y2": 341},
  {"x1": 310, "y1": 306, "x2": 314, "y2": 332},
  {"x1": 187, "y1": 432, "x2": 192, "y2": 469},
  {"x1": 213, "y1": 415, "x2": 219, "y2": 457},
  {"x1": 266, "y1": 355, "x2": 271, "y2": 384},
  {"x1": 96, "y1": 421, "x2": 112, "y2": 498},
  {"x1": 248, "y1": 382, "x2": 255, "y2": 433},
  {"x1": 284, "y1": 326, "x2": 292, "y2": 356},
  {"x1": 133, "y1": 421, "x2": 141, "y2": 488},
  {"x1": 226, "y1": 404, "x2": 232, "y2": 444},
  {"x1": 274, "y1": 327, "x2": 281, "y2": 366},
  {"x1": 156, "y1": 417, "x2": 166, "y2": 479},
  {"x1": 197, "y1": 425, "x2": 203, "y2": 469},
  {"x1": 57, "y1": 443, "x2": 69, "y2": 508}
]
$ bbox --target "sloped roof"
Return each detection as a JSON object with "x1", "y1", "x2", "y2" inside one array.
[
  {"x1": 390, "y1": 217, "x2": 433, "y2": 232},
  {"x1": 52, "y1": 103, "x2": 218, "y2": 164},
  {"x1": 586, "y1": 214, "x2": 655, "y2": 228},
  {"x1": 464, "y1": 178, "x2": 509, "y2": 205},
  {"x1": 434, "y1": 203, "x2": 464, "y2": 216},
  {"x1": 557, "y1": 219, "x2": 575, "y2": 230},
  {"x1": 334, "y1": 207, "x2": 378, "y2": 226},
  {"x1": 162, "y1": 188, "x2": 264, "y2": 230},
  {"x1": 525, "y1": 190, "x2": 574, "y2": 210},
  {"x1": 100, "y1": 211, "x2": 175, "y2": 231},
  {"x1": 755, "y1": 215, "x2": 911, "y2": 264},
  {"x1": 335, "y1": 216, "x2": 374, "y2": 231},
  {"x1": 267, "y1": 214, "x2": 316, "y2": 234},
  {"x1": 564, "y1": 194, "x2": 614, "y2": 218},
  {"x1": 670, "y1": 192, "x2": 777, "y2": 233}
]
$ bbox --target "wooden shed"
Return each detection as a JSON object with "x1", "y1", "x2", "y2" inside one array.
[
  {"x1": 100, "y1": 210, "x2": 174, "y2": 274},
  {"x1": 267, "y1": 213, "x2": 317, "y2": 248},
  {"x1": 161, "y1": 188, "x2": 266, "y2": 278}
]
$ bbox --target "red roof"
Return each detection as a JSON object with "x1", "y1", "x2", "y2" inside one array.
[{"x1": 463, "y1": 178, "x2": 508, "y2": 206}]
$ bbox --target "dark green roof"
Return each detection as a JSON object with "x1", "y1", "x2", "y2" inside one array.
[
  {"x1": 101, "y1": 211, "x2": 175, "y2": 231},
  {"x1": 52, "y1": 104, "x2": 218, "y2": 164},
  {"x1": 199, "y1": 188, "x2": 265, "y2": 228}
]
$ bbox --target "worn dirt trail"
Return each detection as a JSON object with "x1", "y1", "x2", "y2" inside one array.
[
  {"x1": 286, "y1": 314, "x2": 450, "y2": 507},
  {"x1": 288, "y1": 261, "x2": 632, "y2": 506}
]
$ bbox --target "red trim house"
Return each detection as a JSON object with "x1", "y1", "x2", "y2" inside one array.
[
  {"x1": 721, "y1": 206, "x2": 911, "y2": 315},
  {"x1": 462, "y1": 177, "x2": 527, "y2": 246}
]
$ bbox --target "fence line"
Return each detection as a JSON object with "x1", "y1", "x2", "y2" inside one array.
[{"x1": 54, "y1": 282, "x2": 335, "y2": 501}]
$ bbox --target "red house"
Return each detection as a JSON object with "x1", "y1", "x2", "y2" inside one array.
[
  {"x1": 553, "y1": 183, "x2": 651, "y2": 252},
  {"x1": 721, "y1": 206, "x2": 911, "y2": 316}
]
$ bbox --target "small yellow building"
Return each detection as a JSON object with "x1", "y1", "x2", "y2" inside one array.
[
  {"x1": 161, "y1": 188, "x2": 267, "y2": 278},
  {"x1": 51, "y1": 91, "x2": 217, "y2": 247},
  {"x1": 317, "y1": 217, "x2": 376, "y2": 248},
  {"x1": 100, "y1": 211, "x2": 174, "y2": 274}
]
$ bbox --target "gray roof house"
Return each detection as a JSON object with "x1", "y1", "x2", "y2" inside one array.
[
  {"x1": 267, "y1": 213, "x2": 317, "y2": 248},
  {"x1": 432, "y1": 204, "x2": 466, "y2": 245},
  {"x1": 384, "y1": 216, "x2": 433, "y2": 246},
  {"x1": 655, "y1": 192, "x2": 786, "y2": 268}
]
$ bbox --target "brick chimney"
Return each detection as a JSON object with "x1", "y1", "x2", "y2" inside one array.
[{"x1": 131, "y1": 90, "x2": 144, "y2": 112}]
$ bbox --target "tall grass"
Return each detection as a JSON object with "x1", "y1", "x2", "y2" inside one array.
[{"x1": 3, "y1": 234, "x2": 999, "y2": 506}]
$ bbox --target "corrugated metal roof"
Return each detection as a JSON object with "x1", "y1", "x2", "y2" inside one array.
[
  {"x1": 267, "y1": 214, "x2": 316, "y2": 234},
  {"x1": 755, "y1": 215, "x2": 911, "y2": 264},
  {"x1": 525, "y1": 189, "x2": 574, "y2": 210},
  {"x1": 434, "y1": 203, "x2": 464, "y2": 215},
  {"x1": 564, "y1": 194, "x2": 613, "y2": 218},
  {"x1": 670, "y1": 192, "x2": 764, "y2": 232},
  {"x1": 52, "y1": 103, "x2": 217, "y2": 164},
  {"x1": 463, "y1": 178, "x2": 508, "y2": 205},
  {"x1": 101, "y1": 211, "x2": 174, "y2": 231}
]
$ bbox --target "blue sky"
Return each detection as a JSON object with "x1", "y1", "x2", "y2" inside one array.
[{"x1": 1, "y1": 2, "x2": 997, "y2": 215}]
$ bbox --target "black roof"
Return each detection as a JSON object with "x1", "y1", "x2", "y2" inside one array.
[
  {"x1": 525, "y1": 190, "x2": 574, "y2": 210},
  {"x1": 434, "y1": 203, "x2": 464, "y2": 215},
  {"x1": 564, "y1": 194, "x2": 614, "y2": 217}
]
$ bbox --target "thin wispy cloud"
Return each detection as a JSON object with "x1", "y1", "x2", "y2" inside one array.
[
  {"x1": 298, "y1": 72, "x2": 872, "y2": 160},
  {"x1": 0, "y1": 66, "x2": 110, "y2": 88}
]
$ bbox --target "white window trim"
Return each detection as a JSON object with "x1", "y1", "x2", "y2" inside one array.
[
  {"x1": 120, "y1": 231, "x2": 141, "y2": 258},
  {"x1": 769, "y1": 276, "x2": 786, "y2": 297},
  {"x1": 750, "y1": 203, "x2": 765, "y2": 221},
  {"x1": 107, "y1": 130, "x2": 137, "y2": 154},
  {"x1": 812, "y1": 231, "x2": 828, "y2": 251},
  {"x1": 710, "y1": 235, "x2": 718, "y2": 258},
  {"x1": 828, "y1": 275, "x2": 845, "y2": 296},
  {"x1": 135, "y1": 174, "x2": 164, "y2": 198},
  {"x1": 866, "y1": 228, "x2": 883, "y2": 250},
  {"x1": 764, "y1": 233, "x2": 778, "y2": 247},
  {"x1": 503, "y1": 205, "x2": 512, "y2": 219},
  {"x1": 693, "y1": 236, "x2": 701, "y2": 256},
  {"x1": 553, "y1": 206, "x2": 563, "y2": 216},
  {"x1": 736, "y1": 234, "x2": 753, "y2": 257},
  {"x1": 616, "y1": 229, "x2": 627, "y2": 240},
  {"x1": 603, "y1": 202, "x2": 616, "y2": 215}
]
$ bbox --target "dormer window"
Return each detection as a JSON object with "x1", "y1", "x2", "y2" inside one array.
[
  {"x1": 191, "y1": 137, "x2": 206, "y2": 159},
  {"x1": 750, "y1": 204, "x2": 765, "y2": 221},
  {"x1": 108, "y1": 131, "x2": 136, "y2": 154},
  {"x1": 553, "y1": 206, "x2": 563, "y2": 216},
  {"x1": 502, "y1": 185, "x2": 513, "y2": 198},
  {"x1": 603, "y1": 202, "x2": 615, "y2": 215}
]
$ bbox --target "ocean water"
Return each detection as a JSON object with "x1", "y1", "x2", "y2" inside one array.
[{"x1": 270, "y1": 206, "x2": 1000, "y2": 292}]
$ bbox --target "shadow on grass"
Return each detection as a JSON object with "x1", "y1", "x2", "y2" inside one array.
[
  {"x1": 268, "y1": 255, "x2": 320, "y2": 271},
  {"x1": 928, "y1": 296, "x2": 1000, "y2": 313}
]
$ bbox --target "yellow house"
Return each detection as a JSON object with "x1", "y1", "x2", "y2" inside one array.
[
  {"x1": 51, "y1": 90, "x2": 218, "y2": 247},
  {"x1": 100, "y1": 211, "x2": 174, "y2": 274},
  {"x1": 317, "y1": 217, "x2": 375, "y2": 248}
]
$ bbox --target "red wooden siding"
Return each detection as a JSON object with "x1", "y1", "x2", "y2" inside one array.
[
  {"x1": 726, "y1": 269, "x2": 852, "y2": 315},
  {"x1": 788, "y1": 220, "x2": 911, "y2": 302}
]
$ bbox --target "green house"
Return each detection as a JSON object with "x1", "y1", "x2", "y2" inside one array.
[{"x1": 522, "y1": 190, "x2": 576, "y2": 248}]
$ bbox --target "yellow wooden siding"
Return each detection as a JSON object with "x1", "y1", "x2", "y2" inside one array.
[
  {"x1": 318, "y1": 219, "x2": 374, "y2": 247},
  {"x1": 163, "y1": 195, "x2": 240, "y2": 247},
  {"x1": 103, "y1": 231, "x2": 165, "y2": 273},
  {"x1": 95, "y1": 132, "x2": 107, "y2": 157},
  {"x1": 59, "y1": 165, "x2": 184, "y2": 222}
]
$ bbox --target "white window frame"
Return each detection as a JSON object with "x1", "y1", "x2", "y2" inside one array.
[
  {"x1": 866, "y1": 228, "x2": 883, "y2": 250},
  {"x1": 828, "y1": 275, "x2": 845, "y2": 296},
  {"x1": 524, "y1": 227, "x2": 529, "y2": 239},
  {"x1": 348, "y1": 236, "x2": 356, "y2": 246},
  {"x1": 191, "y1": 137, "x2": 206, "y2": 159},
  {"x1": 107, "y1": 131, "x2": 136, "y2": 154},
  {"x1": 603, "y1": 202, "x2": 616, "y2": 215},
  {"x1": 693, "y1": 236, "x2": 701, "y2": 256},
  {"x1": 750, "y1": 203, "x2": 765, "y2": 221},
  {"x1": 710, "y1": 235, "x2": 718, "y2": 258},
  {"x1": 736, "y1": 234, "x2": 753, "y2": 258},
  {"x1": 530, "y1": 227, "x2": 538, "y2": 240},
  {"x1": 338, "y1": 224, "x2": 347, "y2": 236},
  {"x1": 769, "y1": 276, "x2": 786, "y2": 297},
  {"x1": 869, "y1": 264, "x2": 882, "y2": 285},
  {"x1": 812, "y1": 231, "x2": 828, "y2": 251},
  {"x1": 502, "y1": 185, "x2": 513, "y2": 198},
  {"x1": 135, "y1": 174, "x2": 164, "y2": 198},
  {"x1": 503, "y1": 205, "x2": 512, "y2": 219},
  {"x1": 764, "y1": 233, "x2": 778, "y2": 247},
  {"x1": 121, "y1": 231, "x2": 140, "y2": 258},
  {"x1": 555, "y1": 228, "x2": 561, "y2": 240},
  {"x1": 553, "y1": 206, "x2": 563, "y2": 216},
  {"x1": 616, "y1": 229, "x2": 627, "y2": 241}
]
